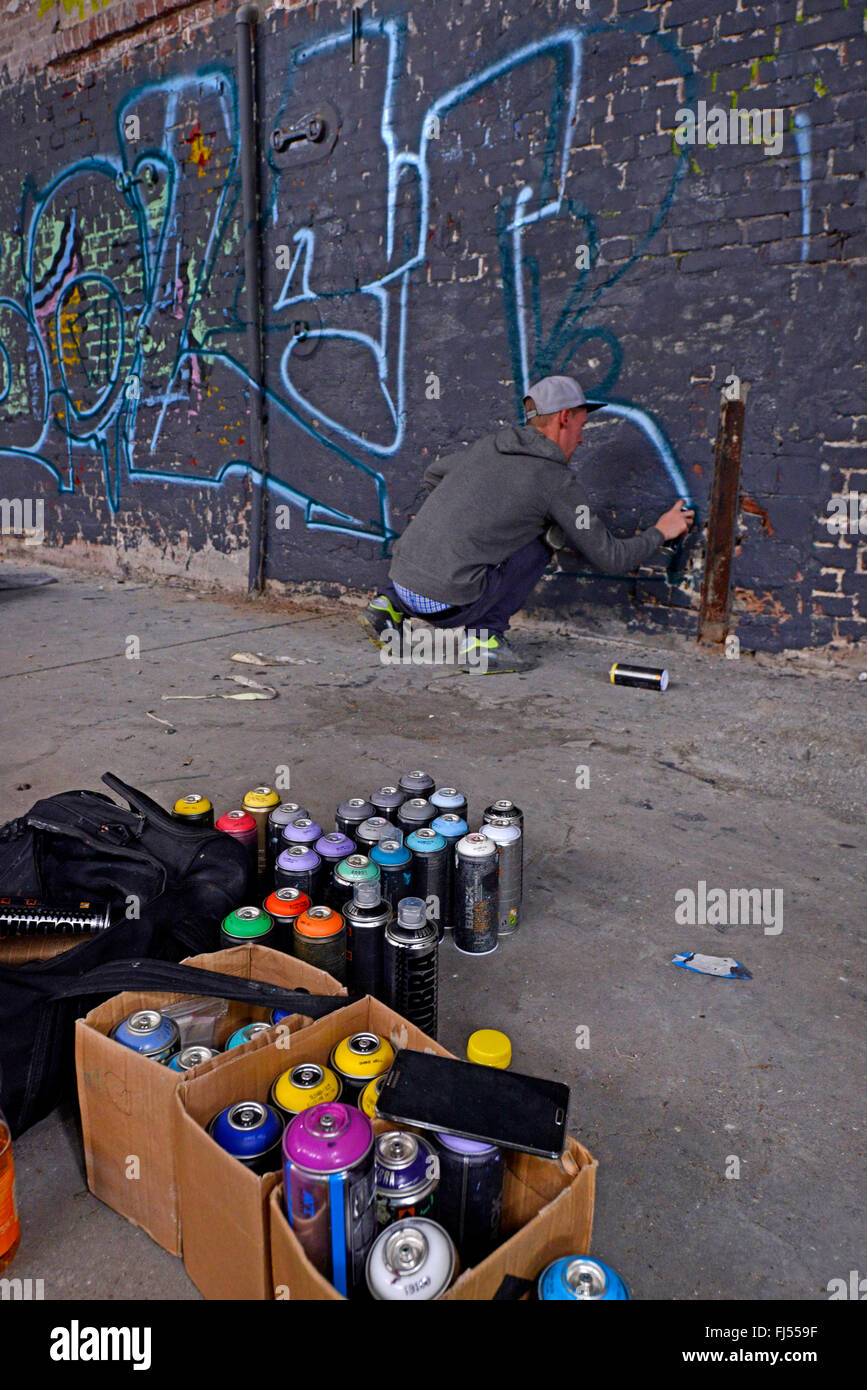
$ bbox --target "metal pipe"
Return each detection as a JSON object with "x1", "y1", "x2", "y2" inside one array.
[
  {"x1": 235, "y1": 3, "x2": 268, "y2": 595},
  {"x1": 698, "y1": 391, "x2": 746, "y2": 645}
]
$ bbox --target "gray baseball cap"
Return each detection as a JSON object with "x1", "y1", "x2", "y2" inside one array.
[{"x1": 523, "y1": 375, "x2": 604, "y2": 419}]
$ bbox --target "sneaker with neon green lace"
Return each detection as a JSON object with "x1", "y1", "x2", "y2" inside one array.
[
  {"x1": 457, "y1": 630, "x2": 537, "y2": 674},
  {"x1": 358, "y1": 594, "x2": 406, "y2": 646}
]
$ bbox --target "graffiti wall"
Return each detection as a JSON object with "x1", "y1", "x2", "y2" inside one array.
[{"x1": 0, "y1": 0, "x2": 864, "y2": 649}]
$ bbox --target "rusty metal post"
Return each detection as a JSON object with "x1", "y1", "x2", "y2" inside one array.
[{"x1": 698, "y1": 392, "x2": 746, "y2": 645}]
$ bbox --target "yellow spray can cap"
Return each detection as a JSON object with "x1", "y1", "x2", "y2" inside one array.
[{"x1": 467, "y1": 1028, "x2": 512, "y2": 1069}]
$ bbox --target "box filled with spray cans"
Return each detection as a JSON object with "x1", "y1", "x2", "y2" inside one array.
[
  {"x1": 75, "y1": 944, "x2": 346, "y2": 1257},
  {"x1": 173, "y1": 996, "x2": 452, "y2": 1300}
]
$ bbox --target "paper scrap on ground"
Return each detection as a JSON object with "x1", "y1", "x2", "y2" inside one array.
[
  {"x1": 231, "y1": 651, "x2": 319, "y2": 666},
  {"x1": 672, "y1": 952, "x2": 752, "y2": 980},
  {"x1": 161, "y1": 674, "x2": 278, "y2": 701},
  {"x1": 146, "y1": 710, "x2": 176, "y2": 733}
]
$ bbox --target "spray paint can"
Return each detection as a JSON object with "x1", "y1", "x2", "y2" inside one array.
[
  {"x1": 335, "y1": 798, "x2": 375, "y2": 838},
  {"x1": 329, "y1": 1032, "x2": 395, "y2": 1103},
  {"x1": 384, "y1": 896, "x2": 439, "y2": 1038},
  {"x1": 243, "y1": 787, "x2": 282, "y2": 887},
  {"x1": 280, "y1": 817, "x2": 324, "y2": 851},
  {"x1": 406, "y1": 827, "x2": 449, "y2": 942},
  {"x1": 216, "y1": 809, "x2": 258, "y2": 893},
  {"x1": 342, "y1": 879, "x2": 392, "y2": 1000},
  {"x1": 270, "y1": 1063, "x2": 343, "y2": 1122},
  {"x1": 167, "y1": 1045, "x2": 218, "y2": 1072},
  {"x1": 432, "y1": 1132, "x2": 504, "y2": 1267},
  {"x1": 366, "y1": 1219, "x2": 456, "y2": 1301},
  {"x1": 609, "y1": 662, "x2": 669, "y2": 693},
  {"x1": 275, "y1": 845, "x2": 322, "y2": 902},
  {"x1": 292, "y1": 905, "x2": 346, "y2": 984},
  {"x1": 220, "y1": 905, "x2": 275, "y2": 951},
  {"x1": 369, "y1": 785, "x2": 407, "y2": 825},
  {"x1": 208, "y1": 1100, "x2": 284, "y2": 1174},
  {"x1": 262, "y1": 886, "x2": 311, "y2": 951},
  {"x1": 482, "y1": 799, "x2": 524, "y2": 835},
  {"x1": 170, "y1": 793, "x2": 214, "y2": 827},
  {"x1": 314, "y1": 831, "x2": 356, "y2": 883},
  {"x1": 110, "y1": 1009, "x2": 180, "y2": 1064},
  {"x1": 398, "y1": 771, "x2": 436, "y2": 798},
  {"x1": 331, "y1": 853, "x2": 380, "y2": 915},
  {"x1": 371, "y1": 836, "x2": 413, "y2": 913},
  {"x1": 374, "y1": 1131, "x2": 440, "y2": 1230},
  {"x1": 355, "y1": 817, "x2": 392, "y2": 855},
  {"x1": 225, "y1": 1021, "x2": 273, "y2": 1050},
  {"x1": 538, "y1": 1256, "x2": 631, "y2": 1301},
  {"x1": 480, "y1": 817, "x2": 523, "y2": 937},
  {"x1": 396, "y1": 797, "x2": 436, "y2": 835},
  {"x1": 429, "y1": 786, "x2": 468, "y2": 822},
  {"x1": 358, "y1": 1075, "x2": 386, "y2": 1120},
  {"x1": 267, "y1": 803, "x2": 309, "y2": 875},
  {"x1": 283, "y1": 1102, "x2": 377, "y2": 1296},
  {"x1": 430, "y1": 813, "x2": 468, "y2": 933},
  {"x1": 453, "y1": 834, "x2": 499, "y2": 955}
]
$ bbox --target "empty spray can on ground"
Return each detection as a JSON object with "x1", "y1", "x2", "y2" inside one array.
[
  {"x1": 216, "y1": 809, "x2": 258, "y2": 895},
  {"x1": 398, "y1": 770, "x2": 436, "y2": 798},
  {"x1": 283, "y1": 1101, "x2": 377, "y2": 1297},
  {"x1": 609, "y1": 662, "x2": 669, "y2": 693},
  {"x1": 355, "y1": 817, "x2": 392, "y2": 855},
  {"x1": 243, "y1": 787, "x2": 281, "y2": 888},
  {"x1": 384, "y1": 896, "x2": 439, "y2": 1038},
  {"x1": 262, "y1": 886, "x2": 311, "y2": 951},
  {"x1": 331, "y1": 853, "x2": 380, "y2": 914},
  {"x1": 397, "y1": 797, "x2": 436, "y2": 835},
  {"x1": 280, "y1": 817, "x2": 324, "y2": 852},
  {"x1": 430, "y1": 786, "x2": 468, "y2": 821},
  {"x1": 275, "y1": 845, "x2": 322, "y2": 902},
  {"x1": 335, "y1": 798, "x2": 375, "y2": 838},
  {"x1": 480, "y1": 816, "x2": 523, "y2": 936},
  {"x1": 454, "y1": 833, "x2": 499, "y2": 955}
]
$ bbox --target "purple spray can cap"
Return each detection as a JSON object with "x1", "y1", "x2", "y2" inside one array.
[
  {"x1": 435, "y1": 1131, "x2": 498, "y2": 1156},
  {"x1": 315, "y1": 831, "x2": 356, "y2": 863},
  {"x1": 276, "y1": 845, "x2": 321, "y2": 873},
  {"x1": 284, "y1": 1101, "x2": 373, "y2": 1172}
]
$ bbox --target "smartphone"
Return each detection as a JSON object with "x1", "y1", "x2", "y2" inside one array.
[{"x1": 376, "y1": 1050, "x2": 569, "y2": 1159}]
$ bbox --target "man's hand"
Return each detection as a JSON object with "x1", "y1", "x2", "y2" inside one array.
[{"x1": 655, "y1": 498, "x2": 695, "y2": 542}]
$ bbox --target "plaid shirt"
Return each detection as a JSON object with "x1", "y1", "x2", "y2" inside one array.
[{"x1": 393, "y1": 582, "x2": 450, "y2": 615}]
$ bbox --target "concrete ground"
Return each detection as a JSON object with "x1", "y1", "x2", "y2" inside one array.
[{"x1": 2, "y1": 559, "x2": 865, "y2": 1301}]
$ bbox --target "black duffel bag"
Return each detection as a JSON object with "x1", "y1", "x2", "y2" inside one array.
[{"x1": 0, "y1": 773, "x2": 351, "y2": 1137}]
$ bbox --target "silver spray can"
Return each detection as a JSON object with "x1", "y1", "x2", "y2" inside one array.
[
  {"x1": 383, "y1": 896, "x2": 439, "y2": 1038},
  {"x1": 480, "y1": 816, "x2": 523, "y2": 936}
]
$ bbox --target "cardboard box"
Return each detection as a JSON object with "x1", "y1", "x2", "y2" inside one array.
[
  {"x1": 175, "y1": 996, "x2": 452, "y2": 1300},
  {"x1": 75, "y1": 944, "x2": 345, "y2": 1256},
  {"x1": 269, "y1": 1137, "x2": 596, "y2": 1301}
]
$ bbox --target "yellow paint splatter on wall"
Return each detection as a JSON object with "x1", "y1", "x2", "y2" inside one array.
[{"x1": 187, "y1": 123, "x2": 212, "y2": 177}]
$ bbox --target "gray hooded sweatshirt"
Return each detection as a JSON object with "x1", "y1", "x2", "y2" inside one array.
[{"x1": 389, "y1": 423, "x2": 664, "y2": 606}]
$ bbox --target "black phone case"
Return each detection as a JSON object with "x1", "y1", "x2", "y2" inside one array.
[{"x1": 376, "y1": 1050, "x2": 569, "y2": 1158}]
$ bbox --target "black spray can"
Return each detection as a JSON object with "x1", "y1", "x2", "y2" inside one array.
[
  {"x1": 384, "y1": 896, "x2": 439, "y2": 1039},
  {"x1": 370, "y1": 835, "x2": 413, "y2": 914},
  {"x1": 369, "y1": 785, "x2": 407, "y2": 825},
  {"x1": 480, "y1": 816, "x2": 523, "y2": 937},
  {"x1": 396, "y1": 797, "x2": 436, "y2": 835},
  {"x1": 406, "y1": 827, "x2": 449, "y2": 942},
  {"x1": 482, "y1": 799, "x2": 523, "y2": 834},
  {"x1": 429, "y1": 813, "x2": 468, "y2": 934},
  {"x1": 342, "y1": 879, "x2": 393, "y2": 1000},
  {"x1": 335, "y1": 798, "x2": 375, "y2": 838},
  {"x1": 454, "y1": 833, "x2": 499, "y2": 956},
  {"x1": 432, "y1": 1132, "x2": 504, "y2": 1267},
  {"x1": 355, "y1": 817, "x2": 392, "y2": 856},
  {"x1": 398, "y1": 770, "x2": 436, "y2": 798}
]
